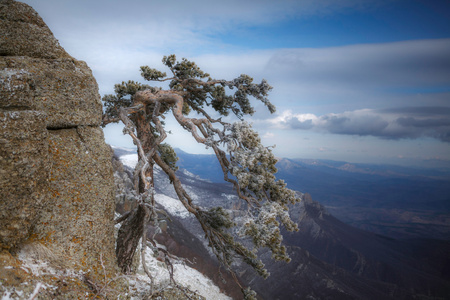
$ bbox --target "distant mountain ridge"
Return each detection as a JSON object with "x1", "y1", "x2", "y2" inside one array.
[{"x1": 172, "y1": 148, "x2": 450, "y2": 240}]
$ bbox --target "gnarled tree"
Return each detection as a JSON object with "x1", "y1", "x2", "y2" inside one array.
[{"x1": 102, "y1": 55, "x2": 300, "y2": 298}]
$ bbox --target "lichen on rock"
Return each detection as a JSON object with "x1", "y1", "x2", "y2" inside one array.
[{"x1": 0, "y1": 110, "x2": 49, "y2": 251}]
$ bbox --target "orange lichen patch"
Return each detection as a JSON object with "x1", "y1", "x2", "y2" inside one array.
[{"x1": 70, "y1": 236, "x2": 83, "y2": 244}]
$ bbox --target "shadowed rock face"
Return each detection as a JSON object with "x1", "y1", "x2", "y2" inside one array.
[{"x1": 0, "y1": 0, "x2": 116, "y2": 284}]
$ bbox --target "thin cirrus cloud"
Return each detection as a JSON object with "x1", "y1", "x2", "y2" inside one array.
[{"x1": 269, "y1": 107, "x2": 450, "y2": 142}]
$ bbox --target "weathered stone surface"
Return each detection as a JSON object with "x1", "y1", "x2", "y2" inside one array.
[
  {"x1": 0, "y1": 110, "x2": 49, "y2": 250},
  {"x1": 32, "y1": 126, "x2": 116, "y2": 273},
  {"x1": 0, "y1": 0, "x2": 119, "y2": 295},
  {"x1": 0, "y1": 56, "x2": 103, "y2": 127},
  {"x1": 0, "y1": 0, "x2": 71, "y2": 59}
]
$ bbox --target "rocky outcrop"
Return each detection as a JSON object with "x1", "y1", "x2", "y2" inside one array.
[{"x1": 0, "y1": 0, "x2": 117, "y2": 296}]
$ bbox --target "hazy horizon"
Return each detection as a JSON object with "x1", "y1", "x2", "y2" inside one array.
[{"x1": 110, "y1": 144, "x2": 450, "y2": 171}]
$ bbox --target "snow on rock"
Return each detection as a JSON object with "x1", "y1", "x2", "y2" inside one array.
[
  {"x1": 17, "y1": 246, "x2": 83, "y2": 280},
  {"x1": 155, "y1": 193, "x2": 190, "y2": 218},
  {"x1": 3, "y1": 240, "x2": 230, "y2": 299}
]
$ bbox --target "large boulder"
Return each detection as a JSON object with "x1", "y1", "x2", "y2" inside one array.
[{"x1": 0, "y1": 0, "x2": 118, "y2": 295}]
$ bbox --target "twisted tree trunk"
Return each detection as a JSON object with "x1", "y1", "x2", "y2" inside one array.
[{"x1": 116, "y1": 204, "x2": 147, "y2": 273}]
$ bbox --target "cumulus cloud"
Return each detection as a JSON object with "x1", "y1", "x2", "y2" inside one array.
[{"x1": 269, "y1": 107, "x2": 450, "y2": 142}]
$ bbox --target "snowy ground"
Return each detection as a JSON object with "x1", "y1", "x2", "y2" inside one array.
[
  {"x1": 1, "y1": 233, "x2": 231, "y2": 300},
  {"x1": 128, "y1": 246, "x2": 231, "y2": 300},
  {"x1": 155, "y1": 193, "x2": 190, "y2": 218}
]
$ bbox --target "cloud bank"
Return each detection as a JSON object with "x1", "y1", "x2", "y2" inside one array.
[{"x1": 270, "y1": 107, "x2": 450, "y2": 142}]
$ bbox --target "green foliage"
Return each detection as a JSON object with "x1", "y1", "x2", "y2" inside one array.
[
  {"x1": 243, "y1": 287, "x2": 258, "y2": 300},
  {"x1": 162, "y1": 54, "x2": 177, "y2": 68},
  {"x1": 140, "y1": 66, "x2": 166, "y2": 81},
  {"x1": 163, "y1": 55, "x2": 210, "y2": 80},
  {"x1": 157, "y1": 143, "x2": 178, "y2": 172},
  {"x1": 137, "y1": 55, "x2": 274, "y2": 118},
  {"x1": 104, "y1": 55, "x2": 274, "y2": 121}
]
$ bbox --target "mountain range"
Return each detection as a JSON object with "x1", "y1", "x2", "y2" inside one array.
[{"x1": 112, "y1": 147, "x2": 450, "y2": 299}]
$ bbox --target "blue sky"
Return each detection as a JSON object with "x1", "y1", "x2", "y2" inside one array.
[{"x1": 21, "y1": 0, "x2": 450, "y2": 168}]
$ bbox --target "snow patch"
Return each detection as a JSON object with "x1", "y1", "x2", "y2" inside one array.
[
  {"x1": 127, "y1": 246, "x2": 231, "y2": 300},
  {"x1": 17, "y1": 250, "x2": 82, "y2": 280},
  {"x1": 155, "y1": 193, "x2": 190, "y2": 218},
  {"x1": 184, "y1": 185, "x2": 200, "y2": 201},
  {"x1": 222, "y1": 193, "x2": 237, "y2": 201},
  {"x1": 121, "y1": 153, "x2": 138, "y2": 169},
  {"x1": 182, "y1": 169, "x2": 212, "y2": 183}
]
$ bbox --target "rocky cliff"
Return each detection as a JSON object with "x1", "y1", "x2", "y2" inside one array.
[{"x1": 1, "y1": 0, "x2": 118, "y2": 297}]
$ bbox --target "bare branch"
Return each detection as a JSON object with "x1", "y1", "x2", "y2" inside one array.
[{"x1": 115, "y1": 210, "x2": 133, "y2": 224}]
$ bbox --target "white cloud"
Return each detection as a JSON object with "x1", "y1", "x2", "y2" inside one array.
[
  {"x1": 21, "y1": 1, "x2": 450, "y2": 108},
  {"x1": 24, "y1": 0, "x2": 391, "y2": 34}
]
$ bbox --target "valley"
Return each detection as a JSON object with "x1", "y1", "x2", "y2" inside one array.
[{"x1": 174, "y1": 149, "x2": 450, "y2": 240}]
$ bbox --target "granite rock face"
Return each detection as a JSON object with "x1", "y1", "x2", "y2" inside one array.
[
  {"x1": 0, "y1": 0, "x2": 117, "y2": 292},
  {"x1": 0, "y1": 57, "x2": 102, "y2": 127},
  {"x1": 0, "y1": 110, "x2": 49, "y2": 250}
]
